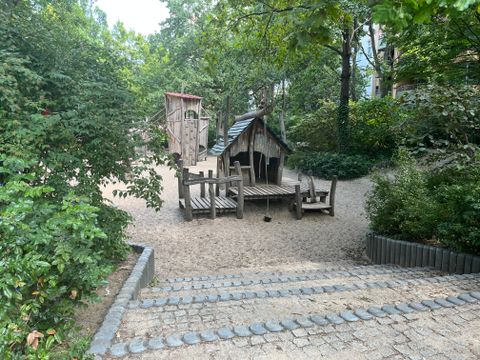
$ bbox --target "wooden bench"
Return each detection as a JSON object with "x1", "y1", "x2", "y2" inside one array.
[
  {"x1": 296, "y1": 176, "x2": 337, "y2": 216},
  {"x1": 179, "y1": 161, "x2": 244, "y2": 221}
]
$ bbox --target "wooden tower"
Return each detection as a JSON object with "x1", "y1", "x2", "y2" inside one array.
[{"x1": 165, "y1": 92, "x2": 209, "y2": 166}]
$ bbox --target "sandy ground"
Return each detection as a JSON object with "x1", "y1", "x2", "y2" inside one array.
[{"x1": 103, "y1": 156, "x2": 373, "y2": 278}]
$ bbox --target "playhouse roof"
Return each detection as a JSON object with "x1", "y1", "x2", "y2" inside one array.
[
  {"x1": 165, "y1": 92, "x2": 203, "y2": 100},
  {"x1": 209, "y1": 117, "x2": 291, "y2": 157}
]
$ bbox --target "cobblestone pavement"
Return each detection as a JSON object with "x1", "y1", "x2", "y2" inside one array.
[{"x1": 103, "y1": 265, "x2": 480, "y2": 359}]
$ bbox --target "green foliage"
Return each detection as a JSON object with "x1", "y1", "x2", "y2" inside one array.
[
  {"x1": 287, "y1": 151, "x2": 373, "y2": 180},
  {"x1": 366, "y1": 149, "x2": 480, "y2": 254},
  {"x1": 400, "y1": 84, "x2": 480, "y2": 163},
  {"x1": 349, "y1": 97, "x2": 404, "y2": 157},
  {"x1": 0, "y1": 1, "x2": 169, "y2": 357},
  {"x1": 366, "y1": 149, "x2": 438, "y2": 240},
  {"x1": 0, "y1": 163, "x2": 112, "y2": 357}
]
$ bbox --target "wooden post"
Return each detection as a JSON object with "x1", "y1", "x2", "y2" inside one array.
[
  {"x1": 216, "y1": 111, "x2": 222, "y2": 144},
  {"x1": 224, "y1": 150, "x2": 230, "y2": 194},
  {"x1": 329, "y1": 176, "x2": 338, "y2": 216},
  {"x1": 295, "y1": 184, "x2": 302, "y2": 220},
  {"x1": 276, "y1": 152, "x2": 285, "y2": 185},
  {"x1": 307, "y1": 174, "x2": 316, "y2": 202},
  {"x1": 183, "y1": 168, "x2": 193, "y2": 221},
  {"x1": 177, "y1": 160, "x2": 184, "y2": 199},
  {"x1": 208, "y1": 170, "x2": 216, "y2": 219},
  {"x1": 248, "y1": 127, "x2": 256, "y2": 186},
  {"x1": 216, "y1": 157, "x2": 220, "y2": 196},
  {"x1": 180, "y1": 97, "x2": 185, "y2": 163},
  {"x1": 199, "y1": 171, "x2": 205, "y2": 198},
  {"x1": 234, "y1": 161, "x2": 244, "y2": 219}
]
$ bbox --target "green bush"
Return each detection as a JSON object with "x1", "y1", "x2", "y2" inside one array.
[
  {"x1": 349, "y1": 97, "x2": 404, "y2": 157},
  {"x1": 366, "y1": 149, "x2": 438, "y2": 241},
  {"x1": 0, "y1": 161, "x2": 115, "y2": 358},
  {"x1": 287, "y1": 151, "x2": 373, "y2": 180},
  {"x1": 366, "y1": 149, "x2": 480, "y2": 254}
]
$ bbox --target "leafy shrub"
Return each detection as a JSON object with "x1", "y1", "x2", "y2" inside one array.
[
  {"x1": 366, "y1": 149, "x2": 438, "y2": 240},
  {"x1": 366, "y1": 149, "x2": 480, "y2": 254},
  {"x1": 0, "y1": 161, "x2": 114, "y2": 357},
  {"x1": 287, "y1": 100, "x2": 338, "y2": 152},
  {"x1": 349, "y1": 97, "x2": 404, "y2": 157},
  {"x1": 400, "y1": 84, "x2": 480, "y2": 162},
  {"x1": 287, "y1": 151, "x2": 373, "y2": 179}
]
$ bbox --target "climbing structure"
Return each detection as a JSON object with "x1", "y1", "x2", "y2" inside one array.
[{"x1": 165, "y1": 92, "x2": 209, "y2": 166}]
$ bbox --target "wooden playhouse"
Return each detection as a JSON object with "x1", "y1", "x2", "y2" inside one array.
[
  {"x1": 210, "y1": 117, "x2": 291, "y2": 186},
  {"x1": 165, "y1": 92, "x2": 209, "y2": 166}
]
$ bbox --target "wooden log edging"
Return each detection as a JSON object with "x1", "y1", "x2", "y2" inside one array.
[
  {"x1": 366, "y1": 232, "x2": 480, "y2": 274},
  {"x1": 88, "y1": 244, "x2": 155, "y2": 358}
]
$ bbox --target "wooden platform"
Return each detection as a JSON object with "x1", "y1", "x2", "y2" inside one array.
[
  {"x1": 229, "y1": 184, "x2": 327, "y2": 201},
  {"x1": 179, "y1": 196, "x2": 238, "y2": 214}
]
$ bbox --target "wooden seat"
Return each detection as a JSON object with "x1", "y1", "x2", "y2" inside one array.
[{"x1": 296, "y1": 176, "x2": 337, "y2": 216}]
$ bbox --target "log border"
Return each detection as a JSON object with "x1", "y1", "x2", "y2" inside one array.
[{"x1": 366, "y1": 232, "x2": 480, "y2": 274}]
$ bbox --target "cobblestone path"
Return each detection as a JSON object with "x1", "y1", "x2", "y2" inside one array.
[{"x1": 105, "y1": 263, "x2": 480, "y2": 359}]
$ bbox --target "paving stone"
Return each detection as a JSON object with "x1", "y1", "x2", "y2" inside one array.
[
  {"x1": 200, "y1": 329, "x2": 219, "y2": 342},
  {"x1": 292, "y1": 328, "x2": 308, "y2": 338},
  {"x1": 381, "y1": 305, "x2": 401, "y2": 315},
  {"x1": 409, "y1": 302, "x2": 429, "y2": 312},
  {"x1": 434, "y1": 298, "x2": 455, "y2": 308},
  {"x1": 231, "y1": 292, "x2": 244, "y2": 301},
  {"x1": 168, "y1": 297, "x2": 180, "y2": 305},
  {"x1": 255, "y1": 291, "x2": 268, "y2": 298},
  {"x1": 110, "y1": 342, "x2": 128, "y2": 357},
  {"x1": 395, "y1": 303, "x2": 415, "y2": 313},
  {"x1": 310, "y1": 315, "x2": 329, "y2": 325},
  {"x1": 193, "y1": 284, "x2": 202, "y2": 290},
  {"x1": 299, "y1": 287, "x2": 314, "y2": 295},
  {"x1": 267, "y1": 290, "x2": 280, "y2": 297},
  {"x1": 193, "y1": 295, "x2": 206, "y2": 303},
  {"x1": 250, "y1": 323, "x2": 268, "y2": 335},
  {"x1": 458, "y1": 293, "x2": 477, "y2": 303},
  {"x1": 470, "y1": 291, "x2": 480, "y2": 300},
  {"x1": 289, "y1": 289, "x2": 301, "y2": 296},
  {"x1": 323, "y1": 285, "x2": 335, "y2": 293},
  {"x1": 265, "y1": 320, "x2": 284, "y2": 332},
  {"x1": 244, "y1": 291, "x2": 256, "y2": 299},
  {"x1": 147, "y1": 337, "x2": 164, "y2": 350},
  {"x1": 233, "y1": 325, "x2": 252, "y2": 337},
  {"x1": 281, "y1": 318, "x2": 300, "y2": 330},
  {"x1": 353, "y1": 308, "x2": 374, "y2": 320},
  {"x1": 293, "y1": 337, "x2": 311, "y2": 348},
  {"x1": 206, "y1": 294, "x2": 218, "y2": 303},
  {"x1": 182, "y1": 285, "x2": 192, "y2": 291},
  {"x1": 128, "y1": 339, "x2": 146, "y2": 354},
  {"x1": 233, "y1": 281, "x2": 242, "y2": 286},
  {"x1": 202, "y1": 283, "x2": 212, "y2": 289},
  {"x1": 217, "y1": 327, "x2": 235, "y2": 340},
  {"x1": 312, "y1": 286, "x2": 325, "y2": 293},
  {"x1": 180, "y1": 296, "x2": 193, "y2": 305},
  {"x1": 279, "y1": 289, "x2": 291, "y2": 297},
  {"x1": 219, "y1": 293, "x2": 232, "y2": 301},
  {"x1": 367, "y1": 306, "x2": 387, "y2": 318},
  {"x1": 223, "y1": 281, "x2": 232, "y2": 287},
  {"x1": 140, "y1": 299, "x2": 155, "y2": 309},
  {"x1": 339, "y1": 311, "x2": 360, "y2": 322},
  {"x1": 183, "y1": 331, "x2": 201, "y2": 345},
  {"x1": 422, "y1": 300, "x2": 442, "y2": 310},
  {"x1": 154, "y1": 298, "x2": 168, "y2": 307},
  {"x1": 165, "y1": 334, "x2": 184, "y2": 348},
  {"x1": 296, "y1": 316, "x2": 315, "y2": 328},
  {"x1": 127, "y1": 300, "x2": 140, "y2": 309},
  {"x1": 446, "y1": 296, "x2": 466, "y2": 306},
  {"x1": 325, "y1": 313, "x2": 345, "y2": 325}
]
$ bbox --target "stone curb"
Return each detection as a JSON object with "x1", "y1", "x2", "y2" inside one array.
[
  {"x1": 144, "y1": 266, "x2": 437, "y2": 294},
  {"x1": 160, "y1": 264, "x2": 399, "y2": 285},
  {"x1": 129, "y1": 272, "x2": 480, "y2": 309},
  {"x1": 87, "y1": 243, "x2": 155, "y2": 358},
  {"x1": 109, "y1": 291, "x2": 480, "y2": 357},
  {"x1": 366, "y1": 233, "x2": 480, "y2": 274}
]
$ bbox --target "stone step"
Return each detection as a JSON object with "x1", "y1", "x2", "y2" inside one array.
[
  {"x1": 155, "y1": 263, "x2": 417, "y2": 286},
  {"x1": 140, "y1": 266, "x2": 441, "y2": 299},
  {"x1": 118, "y1": 274, "x2": 480, "y2": 341},
  {"x1": 107, "y1": 290, "x2": 480, "y2": 358}
]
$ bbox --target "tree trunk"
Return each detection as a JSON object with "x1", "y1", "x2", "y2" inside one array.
[
  {"x1": 279, "y1": 78, "x2": 286, "y2": 142},
  {"x1": 338, "y1": 26, "x2": 352, "y2": 153},
  {"x1": 350, "y1": 18, "x2": 359, "y2": 102}
]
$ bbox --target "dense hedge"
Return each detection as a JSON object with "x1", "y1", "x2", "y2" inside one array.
[{"x1": 287, "y1": 151, "x2": 373, "y2": 180}]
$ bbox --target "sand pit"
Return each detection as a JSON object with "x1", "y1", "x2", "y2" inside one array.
[{"x1": 103, "y1": 156, "x2": 373, "y2": 278}]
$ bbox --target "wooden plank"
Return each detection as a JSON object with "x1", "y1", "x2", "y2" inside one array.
[
  {"x1": 199, "y1": 171, "x2": 205, "y2": 198},
  {"x1": 234, "y1": 161, "x2": 244, "y2": 219},
  {"x1": 177, "y1": 160, "x2": 184, "y2": 199},
  {"x1": 209, "y1": 182, "x2": 216, "y2": 219},
  {"x1": 183, "y1": 168, "x2": 193, "y2": 221},
  {"x1": 295, "y1": 184, "x2": 302, "y2": 220}
]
